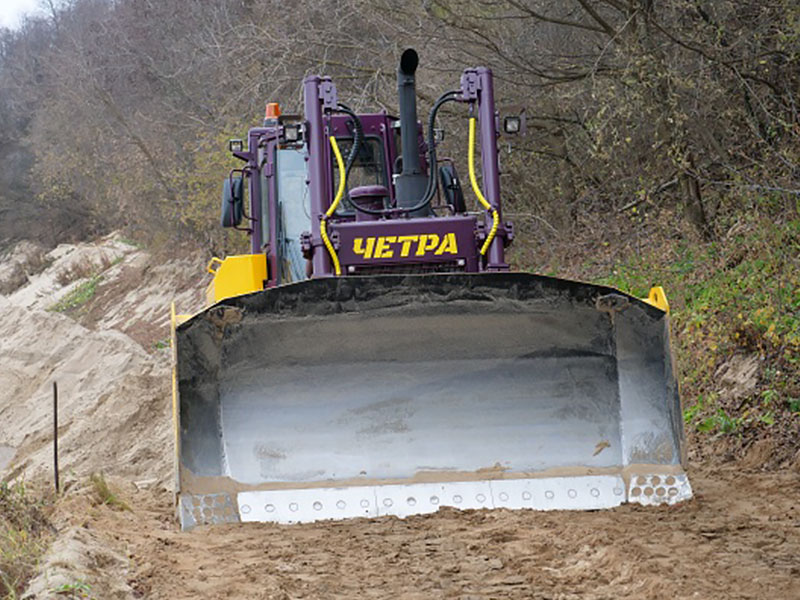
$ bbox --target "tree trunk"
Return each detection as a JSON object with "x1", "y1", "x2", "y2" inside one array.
[{"x1": 680, "y1": 152, "x2": 714, "y2": 241}]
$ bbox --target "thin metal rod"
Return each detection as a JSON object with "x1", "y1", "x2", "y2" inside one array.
[{"x1": 53, "y1": 381, "x2": 59, "y2": 494}]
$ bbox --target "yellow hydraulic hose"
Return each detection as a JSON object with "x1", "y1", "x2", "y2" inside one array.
[
  {"x1": 468, "y1": 117, "x2": 500, "y2": 256},
  {"x1": 321, "y1": 136, "x2": 346, "y2": 276}
]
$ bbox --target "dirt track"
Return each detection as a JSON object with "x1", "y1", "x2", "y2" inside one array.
[{"x1": 57, "y1": 465, "x2": 797, "y2": 600}]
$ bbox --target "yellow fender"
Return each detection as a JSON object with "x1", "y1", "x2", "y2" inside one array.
[{"x1": 205, "y1": 254, "x2": 267, "y2": 306}]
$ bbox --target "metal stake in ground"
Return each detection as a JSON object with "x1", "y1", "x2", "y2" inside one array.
[{"x1": 53, "y1": 381, "x2": 59, "y2": 494}]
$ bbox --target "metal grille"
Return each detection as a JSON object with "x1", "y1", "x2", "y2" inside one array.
[{"x1": 346, "y1": 261, "x2": 465, "y2": 275}]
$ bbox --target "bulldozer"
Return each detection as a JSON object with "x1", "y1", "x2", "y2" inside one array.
[{"x1": 172, "y1": 49, "x2": 692, "y2": 530}]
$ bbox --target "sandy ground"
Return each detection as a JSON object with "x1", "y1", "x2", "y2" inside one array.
[{"x1": 31, "y1": 465, "x2": 797, "y2": 600}]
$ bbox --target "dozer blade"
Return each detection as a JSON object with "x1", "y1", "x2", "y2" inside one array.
[{"x1": 174, "y1": 273, "x2": 691, "y2": 529}]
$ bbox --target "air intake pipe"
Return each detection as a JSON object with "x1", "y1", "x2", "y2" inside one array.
[{"x1": 395, "y1": 49, "x2": 431, "y2": 216}]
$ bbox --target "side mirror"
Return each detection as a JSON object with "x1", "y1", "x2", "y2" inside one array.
[
  {"x1": 439, "y1": 164, "x2": 466, "y2": 214},
  {"x1": 221, "y1": 175, "x2": 244, "y2": 228}
]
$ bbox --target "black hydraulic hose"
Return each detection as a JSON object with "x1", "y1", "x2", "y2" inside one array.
[
  {"x1": 400, "y1": 90, "x2": 461, "y2": 215},
  {"x1": 335, "y1": 91, "x2": 461, "y2": 217},
  {"x1": 334, "y1": 102, "x2": 391, "y2": 217},
  {"x1": 335, "y1": 103, "x2": 363, "y2": 192},
  {"x1": 334, "y1": 103, "x2": 389, "y2": 216}
]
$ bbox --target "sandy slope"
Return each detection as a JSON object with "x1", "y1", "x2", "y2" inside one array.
[
  {"x1": 0, "y1": 235, "x2": 203, "y2": 487},
  {"x1": 0, "y1": 300, "x2": 171, "y2": 485}
]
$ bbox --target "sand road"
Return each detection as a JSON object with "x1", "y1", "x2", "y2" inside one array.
[{"x1": 56, "y1": 465, "x2": 799, "y2": 600}]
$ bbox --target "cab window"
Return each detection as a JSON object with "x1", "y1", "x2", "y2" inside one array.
[
  {"x1": 332, "y1": 136, "x2": 387, "y2": 214},
  {"x1": 275, "y1": 148, "x2": 310, "y2": 282}
]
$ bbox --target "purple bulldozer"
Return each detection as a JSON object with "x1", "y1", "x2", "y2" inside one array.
[{"x1": 171, "y1": 49, "x2": 692, "y2": 529}]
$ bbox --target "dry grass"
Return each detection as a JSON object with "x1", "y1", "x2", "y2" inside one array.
[
  {"x1": 88, "y1": 473, "x2": 131, "y2": 512},
  {"x1": 55, "y1": 254, "x2": 113, "y2": 287},
  {"x1": 0, "y1": 482, "x2": 51, "y2": 599}
]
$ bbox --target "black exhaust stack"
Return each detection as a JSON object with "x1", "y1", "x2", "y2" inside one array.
[{"x1": 395, "y1": 49, "x2": 430, "y2": 216}]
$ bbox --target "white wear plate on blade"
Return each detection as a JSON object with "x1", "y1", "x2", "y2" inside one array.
[{"x1": 237, "y1": 475, "x2": 627, "y2": 524}]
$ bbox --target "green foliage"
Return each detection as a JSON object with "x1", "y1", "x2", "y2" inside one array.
[
  {"x1": 683, "y1": 393, "x2": 710, "y2": 425},
  {"x1": 48, "y1": 276, "x2": 101, "y2": 314},
  {"x1": 0, "y1": 482, "x2": 50, "y2": 599},
  {"x1": 761, "y1": 389, "x2": 779, "y2": 407},
  {"x1": 117, "y1": 238, "x2": 143, "y2": 250},
  {"x1": 52, "y1": 579, "x2": 93, "y2": 598},
  {"x1": 757, "y1": 412, "x2": 776, "y2": 426},
  {"x1": 695, "y1": 218, "x2": 800, "y2": 355},
  {"x1": 696, "y1": 409, "x2": 746, "y2": 435},
  {"x1": 170, "y1": 124, "x2": 253, "y2": 254},
  {"x1": 597, "y1": 260, "x2": 653, "y2": 299}
]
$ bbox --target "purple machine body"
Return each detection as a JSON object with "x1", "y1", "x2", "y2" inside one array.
[{"x1": 229, "y1": 53, "x2": 512, "y2": 285}]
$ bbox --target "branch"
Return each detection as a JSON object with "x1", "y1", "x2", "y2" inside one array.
[
  {"x1": 94, "y1": 86, "x2": 178, "y2": 204},
  {"x1": 617, "y1": 176, "x2": 678, "y2": 212},
  {"x1": 575, "y1": 0, "x2": 618, "y2": 38},
  {"x1": 504, "y1": 0, "x2": 606, "y2": 34}
]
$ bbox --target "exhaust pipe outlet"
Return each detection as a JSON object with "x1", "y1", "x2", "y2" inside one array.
[{"x1": 395, "y1": 48, "x2": 430, "y2": 214}]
